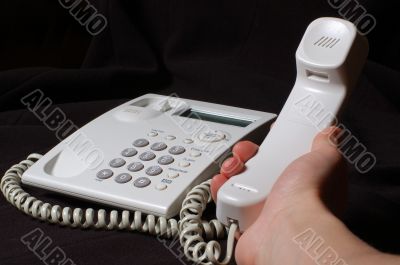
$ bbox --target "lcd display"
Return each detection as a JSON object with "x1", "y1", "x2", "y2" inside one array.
[{"x1": 179, "y1": 109, "x2": 253, "y2": 127}]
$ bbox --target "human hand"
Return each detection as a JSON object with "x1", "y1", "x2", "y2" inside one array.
[{"x1": 211, "y1": 127, "x2": 396, "y2": 265}]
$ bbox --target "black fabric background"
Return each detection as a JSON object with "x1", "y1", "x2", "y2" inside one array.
[{"x1": 1, "y1": 1, "x2": 399, "y2": 264}]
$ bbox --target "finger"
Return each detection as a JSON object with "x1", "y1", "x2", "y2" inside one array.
[
  {"x1": 220, "y1": 156, "x2": 244, "y2": 177},
  {"x1": 211, "y1": 174, "x2": 228, "y2": 201},
  {"x1": 298, "y1": 126, "x2": 343, "y2": 186},
  {"x1": 312, "y1": 126, "x2": 342, "y2": 159},
  {"x1": 311, "y1": 126, "x2": 347, "y2": 215},
  {"x1": 274, "y1": 126, "x2": 344, "y2": 195},
  {"x1": 270, "y1": 121, "x2": 275, "y2": 129},
  {"x1": 232, "y1": 141, "x2": 259, "y2": 163}
]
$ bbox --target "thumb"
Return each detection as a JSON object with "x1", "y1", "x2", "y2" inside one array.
[{"x1": 267, "y1": 126, "x2": 347, "y2": 216}]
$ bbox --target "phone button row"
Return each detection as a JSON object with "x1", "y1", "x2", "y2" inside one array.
[{"x1": 96, "y1": 170, "x2": 154, "y2": 188}]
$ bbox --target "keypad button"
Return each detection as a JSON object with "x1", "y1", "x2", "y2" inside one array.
[
  {"x1": 133, "y1": 138, "x2": 149, "y2": 147},
  {"x1": 115, "y1": 173, "x2": 132, "y2": 184},
  {"x1": 167, "y1": 171, "x2": 179, "y2": 179},
  {"x1": 169, "y1": 146, "x2": 186, "y2": 155},
  {"x1": 121, "y1": 148, "x2": 138, "y2": 157},
  {"x1": 146, "y1": 166, "x2": 163, "y2": 176},
  {"x1": 158, "y1": 155, "x2": 174, "y2": 165},
  {"x1": 148, "y1": 132, "x2": 158, "y2": 137},
  {"x1": 198, "y1": 130, "x2": 226, "y2": 143},
  {"x1": 165, "y1": 135, "x2": 176, "y2": 141},
  {"x1": 109, "y1": 158, "x2": 126, "y2": 168},
  {"x1": 97, "y1": 169, "x2": 113, "y2": 179},
  {"x1": 127, "y1": 162, "x2": 144, "y2": 172},
  {"x1": 139, "y1": 151, "x2": 156, "y2": 161},
  {"x1": 151, "y1": 142, "x2": 167, "y2": 151},
  {"x1": 156, "y1": 184, "x2": 168, "y2": 191},
  {"x1": 179, "y1": 161, "x2": 191, "y2": 168},
  {"x1": 134, "y1": 177, "x2": 151, "y2": 188},
  {"x1": 190, "y1": 151, "x2": 201, "y2": 157},
  {"x1": 183, "y1": 139, "x2": 194, "y2": 144}
]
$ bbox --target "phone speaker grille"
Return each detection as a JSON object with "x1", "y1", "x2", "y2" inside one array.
[{"x1": 314, "y1": 36, "x2": 340, "y2": 48}]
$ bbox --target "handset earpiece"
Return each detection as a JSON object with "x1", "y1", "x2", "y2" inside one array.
[{"x1": 216, "y1": 17, "x2": 368, "y2": 232}]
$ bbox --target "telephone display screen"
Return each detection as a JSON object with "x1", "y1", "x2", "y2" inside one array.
[{"x1": 178, "y1": 109, "x2": 253, "y2": 127}]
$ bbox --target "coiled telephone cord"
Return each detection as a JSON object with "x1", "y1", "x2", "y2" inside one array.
[{"x1": 1, "y1": 154, "x2": 237, "y2": 265}]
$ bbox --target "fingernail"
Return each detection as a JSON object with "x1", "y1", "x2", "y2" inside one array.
[
  {"x1": 328, "y1": 127, "x2": 342, "y2": 146},
  {"x1": 222, "y1": 157, "x2": 241, "y2": 174}
]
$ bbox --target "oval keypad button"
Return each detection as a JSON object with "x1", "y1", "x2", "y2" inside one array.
[
  {"x1": 169, "y1": 146, "x2": 186, "y2": 155},
  {"x1": 127, "y1": 162, "x2": 144, "y2": 172},
  {"x1": 165, "y1": 135, "x2": 176, "y2": 141},
  {"x1": 133, "y1": 138, "x2": 149, "y2": 147},
  {"x1": 198, "y1": 130, "x2": 226, "y2": 143},
  {"x1": 115, "y1": 173, "x2": 132, "y2": 184},
  {"x1": 167, "y1": 171, "x2": 179, "y2": 179},
  {"x1": 121, "y1": 148, "x2": 138, "y2": 157},
  {"x1": 109, "y1": 158, "x2": 126, "y2": 168},
  {"x1": 151, "y1": 142, "x2": 167, "y2": 151},
  {"x1": 134, "y1": 177, "x2": 151, "y2": 188},
  {"x1": 156, "y1": 184, "x2": 168, "y2": 191},
  {"x1": 190, "y1": 151, "x2": 201, "y2": 157},
  {"x1": 148, "y1": 132, "x2": 158, "y2": 137},
  {"x1": 139, "y1": 151, "x2": 156, "y2": 161},
  {"x1": 97, "y1": 169, "x2": 113, "y2": 179},
  {"x1": 158, "y1": 155, "x2": 174, "y2": 165},
  {"x1": 179, "y1": 160, "x2": 191, "y2": 167},
  {"x1": 183, "y1": 139, "x2": 194, "y2": 144},
  {"x1": 146, "y1": 166, "x2": 163, "y2": 176}
]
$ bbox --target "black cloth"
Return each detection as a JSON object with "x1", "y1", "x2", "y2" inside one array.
[{"x1": 1, "y1": 1, "x2": 400, "y2": 264}]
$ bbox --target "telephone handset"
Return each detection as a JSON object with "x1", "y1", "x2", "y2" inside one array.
[
  {"x1": 1, "y1": 17, "x2": 368, "y2": 265},
  {"x1": 217, "y1": 17, "x2": 368, "y2": 232}
]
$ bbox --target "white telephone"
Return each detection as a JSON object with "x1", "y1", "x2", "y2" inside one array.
[
  {"x1": 1, "y1": 17, "x2": 368, "y2": 265},
  {"x1": 21, "y1": 94, "x2": 276, "y2": 217},
  {"x1": 2, "y1": 94, "x2": 276, "y2": 264}
]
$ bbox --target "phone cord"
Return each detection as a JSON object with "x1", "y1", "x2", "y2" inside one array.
[{"x1": 1, "y1": 154, "x2": 237, "y2": 265}]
